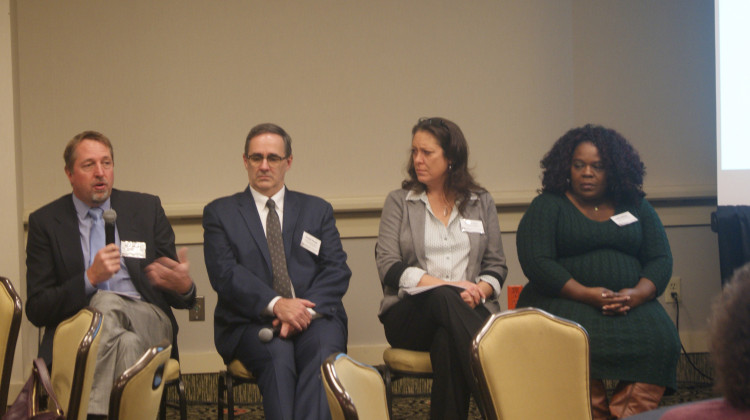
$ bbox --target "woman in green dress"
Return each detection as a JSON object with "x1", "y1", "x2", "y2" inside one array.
[{"x1": 516, "y1": 124, "x2": 680, "y2": 419}]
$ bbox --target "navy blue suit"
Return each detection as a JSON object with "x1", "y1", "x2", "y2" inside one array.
[{"x1": 203, "y1": 187, "x2": 350, "y2": 420}]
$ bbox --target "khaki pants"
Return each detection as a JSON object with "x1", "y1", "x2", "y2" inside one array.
[{"x1": 87, "y1": 292, "x2": 172, "y2": 415}]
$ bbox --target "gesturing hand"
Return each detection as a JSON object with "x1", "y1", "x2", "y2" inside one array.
[{"x1": 145, "y1": 247, "x2": 193, "y2": 294}]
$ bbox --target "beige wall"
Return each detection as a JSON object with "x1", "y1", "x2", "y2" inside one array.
[
  {"x1": 572, "y1": 0, "x2": 716, "y2": 195},
  {"x1": 1, "y1": 0, "x2": 28, "y2": 398},
  {"x1": 6, "y1": 0, "x2": 720, "y2": 390},
  {"x1": 15, "y1": 0, "x2": 714, "y2": 214}
]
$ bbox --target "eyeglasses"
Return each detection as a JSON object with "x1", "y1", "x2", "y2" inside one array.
[
  {"x1": 245, "y1": 153, "x2": 289, "y2": 167},
  {"x1": 418, "y1": 117, "x2": 448, "y2": 129}
]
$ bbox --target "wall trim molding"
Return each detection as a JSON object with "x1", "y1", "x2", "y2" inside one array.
[
  {"x1": 22, "y1": 185, "x2": 717, "y2": 219},
  {"x1": 22, "y1": 185, "x2": 718, "y2": 244},
  {"x1": 167, "y1": 187, "x2": 717, "y2": 243},
  {"x1": 24, "y1": 185, "x2": 716, "y2": 245}
]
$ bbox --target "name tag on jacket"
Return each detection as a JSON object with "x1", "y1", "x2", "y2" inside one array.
[{"x1": 460, "y1": 218, "x2": 485, "y2": 234}]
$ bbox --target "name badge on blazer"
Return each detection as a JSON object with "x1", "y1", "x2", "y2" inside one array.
[
  {"x1": 460, "y1": 218, "x2": 485, "y2": 234},
  {"x1": 301, "y1": 232, "x2": 321, "y2": 255},
  {"x1": 121, "y1": 241, "x2": 146, "y2": 258}
]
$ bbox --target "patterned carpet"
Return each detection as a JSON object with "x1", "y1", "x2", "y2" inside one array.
[
  {"x1": 163, "y1": 382, "x2": 717, "y2": 419},
  {"x1": 162, "y1": 353, "x2": 718, "y2": 419}
]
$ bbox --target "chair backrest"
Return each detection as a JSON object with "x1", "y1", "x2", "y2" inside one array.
[
  {"x1": 0, "y1": 277, "x2": 23, "y2": 416},
  {"x1": 321, "y1": 353, "x2": 390, "y2": 420},
  {"x1": 51, "y1": 306, "x2": 103, "y2": 420},
  {"x1": 108, "y1": 342, "x2": 172, "y2": 420},
  {"x1": 471, "y1": 307, "x2": 592, "y2": 420}
]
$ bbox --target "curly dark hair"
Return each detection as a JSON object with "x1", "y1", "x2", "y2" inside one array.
[
  {"x1": 402, "y1": 117, "x2": 484, "y2": 214},
  {"x1": 710, "y1": 263, "x2": 750, "y2": 409},
  {"x1": 540, "y1": 124, "x2": 645, "y2": 206}
]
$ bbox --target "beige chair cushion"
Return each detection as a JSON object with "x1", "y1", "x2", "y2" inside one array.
[
  {"x1": 473, "y1": 307, "x2": 592, "y2": 420},
  {"x1": 163, "y1": 358, "x2": 180, "y2": 382},
  {"x1": 322, "y1": 353, "x2": 390, "y2": 420},
  {"x1": 382, "y1": 348, "x2": 432, "y2": 374},
  {"x1": 110, "y1": 344, "x2": 172, "y2": 420},
  {"x1": 227, "y1": 359, "x2": 254, "y2": 379}
]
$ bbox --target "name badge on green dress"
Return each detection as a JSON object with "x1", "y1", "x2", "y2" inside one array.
[{"x1": 611, "y1": 211, "x2": 638, "y2": 226}]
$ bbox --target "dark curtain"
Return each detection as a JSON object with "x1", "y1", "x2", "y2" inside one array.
[{"x1": 711, "y1": 205, "x2": 750, "y2": 285}]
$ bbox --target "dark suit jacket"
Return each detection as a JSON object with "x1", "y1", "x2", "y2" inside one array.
[
  {"x1": 25, "y1": 189, "x2": 196, "y2": 363},
  {"x1": 203, "y1": 187, "x2": 350, "y2": 362}
]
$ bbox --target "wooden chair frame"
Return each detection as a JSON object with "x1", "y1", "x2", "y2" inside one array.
[
  {"x1": 217, "y1": 359, "x2": 258, "y2": 420},
  {"x1": 0, "y1": 277, "x2": 22, "y2": 416},
  {"x1": 380, "y1": 348, "x2": 432, "y2": 418},
  {"x1": 160, "y1": 361, "x2": 187, "y2": 420}
]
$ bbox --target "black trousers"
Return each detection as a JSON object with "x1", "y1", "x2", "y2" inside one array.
[{"x1": 381, "y1": 286, "x2": 490, "y2": 420}]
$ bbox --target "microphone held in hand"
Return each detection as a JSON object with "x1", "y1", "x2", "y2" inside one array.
[
  {"x1": 103, "y1": 209, "x2": 117, "y2": 245},
  {"x1": 258, "y1": 324, "x2": 280, "y2": 343}
]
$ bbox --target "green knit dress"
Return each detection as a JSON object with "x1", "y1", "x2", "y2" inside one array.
[{"x1": 516, "y1": 193, "x2": 680, "y2": 391}]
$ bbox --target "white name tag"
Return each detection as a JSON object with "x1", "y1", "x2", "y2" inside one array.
[
  {"x1": 460, "y1": 218, "x2": 485, "y2": 234},
  {"x1": 121, "y1": 241, "x2": 146, "y2": 258},
  {"x1": 300, "y1": 231, "x2": 321, "y2": 256},
  {"x1": 611, "y1": 211, "x2": 639, "y2": 226}
]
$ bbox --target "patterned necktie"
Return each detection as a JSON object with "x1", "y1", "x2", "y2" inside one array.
[
  {"x1": 266, "y1": 199, "x2": 293, "y2": 298},
  {"x1": 88, "y1": 207, "x2": 109, "y2": 290}
]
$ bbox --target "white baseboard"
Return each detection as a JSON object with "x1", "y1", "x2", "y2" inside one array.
[
  {"x1": 346, "y1": 344, "x2": 389, "y2": 367},
  {"x1": 178, "y1": 351, "x2": 226, "y2": 374}
]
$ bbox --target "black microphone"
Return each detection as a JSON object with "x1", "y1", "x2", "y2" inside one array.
[
  {"x1": 103, "y1": 209, "x2": 117, "y2": 245},
  {"x1": 258, "y1": 324, "x2": 280, "y2": 343}
]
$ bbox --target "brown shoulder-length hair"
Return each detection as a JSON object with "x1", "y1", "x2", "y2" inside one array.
[
  {"x1": 540, "y1": 124, "x2": 645, "y2": 206},
  {"x1": 402, "y1": 117, "x2": 484, "y2": 214},
  {"x1": 710, "y1": 263, "x2": 750, "y2": 409}
]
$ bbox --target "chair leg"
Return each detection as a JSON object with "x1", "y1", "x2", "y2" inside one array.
[
  {"x1": 380, "y1": 365, "x2": 394, "y2": 419},
  {"x1": 159, "y1": 391, "x2": 167, "y2": 420},
  {"x1": 227, "y1": 372, "x2": 235, "y2": 420},
  {"x1": 158, "y1": 377, "x2": 187, "y2": 420},
  {"x1": 176, "y1": 375, "x2": 187, "y2": 420},
  {"x1": 218, "y1": 371, "x2": 226, "y2": 420}
]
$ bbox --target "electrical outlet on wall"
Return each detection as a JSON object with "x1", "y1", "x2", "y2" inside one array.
[
  {"x1": 664, "y1": 277, "x2": 681, "y2": 303},
  {"x1": 189, "y1": 296, "x2": 205, "y2": 321}
]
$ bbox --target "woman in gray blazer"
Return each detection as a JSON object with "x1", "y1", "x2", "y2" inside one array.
[{"x1": 375, "y1": 117, "x2": 508, "y2": 420}]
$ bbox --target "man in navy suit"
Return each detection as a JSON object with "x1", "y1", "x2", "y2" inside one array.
[
  {"x1": 25, "y1": 131, "x2": 196, "y2": 419},
  {"x1": 203, "y1": 123, "x2": 350, "y2": 420}
]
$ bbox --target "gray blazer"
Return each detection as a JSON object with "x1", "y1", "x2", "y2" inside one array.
[{"x1": 375, "y1": 188, "x2": 508, "y2": 316}]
